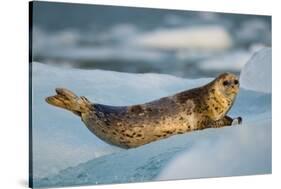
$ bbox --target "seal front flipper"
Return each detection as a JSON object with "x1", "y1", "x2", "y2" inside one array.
[
  {"x1": 231, "y1": 117, "x2": 242, "y2": 125},
  {"x1": 208, "y1": 115, "x2": 242, "y2": 128},
  {"x1": 46, "y1": 88, "x2": 92, "y2": 116}
]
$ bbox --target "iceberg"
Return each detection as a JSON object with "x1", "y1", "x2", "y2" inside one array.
[
  {"x1": 240, "y1": 47, "x2": 272, "y2": 93},
  {"x1": 31, "y1": 48, "x2": 271, "y2": 188}
]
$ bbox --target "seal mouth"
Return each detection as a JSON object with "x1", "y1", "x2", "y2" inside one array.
[{"x1": 225, "y1": 84, "x2": 239, "y2": 97}]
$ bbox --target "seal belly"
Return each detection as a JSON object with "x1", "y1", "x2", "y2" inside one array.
[
  {"x1": 82, "y1": 98, "x2": 193, "y2": 148},
  {"x1": 81, "y1": 104, "x2": 130, "y2": 148}
]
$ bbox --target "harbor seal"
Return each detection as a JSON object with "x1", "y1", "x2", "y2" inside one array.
[{"x1": 46, "y1": 72, "x2": 242, "y2": 149}]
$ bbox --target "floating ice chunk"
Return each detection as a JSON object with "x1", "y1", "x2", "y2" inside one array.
[
  {"x1": 32, "y1": 62, "x2": 271, "y2": 187},
  {"x1": 130, "y1": 26, "x2": 232, "y2": 51},
  {"x1": 240, "y1": 48, "x2": 272, "y2": 93},
  {"x1": 32, "y1": 27, "x2": 80, "y2": 55},
  {"x1": 41, "y1": 46, "x2": 168, "y2": 62},
  {"x1": 32, "y1": 28, "x2": 168, "y2": 63},
  {"x1": 198, "y1": 50, "x2": 253, "y2": 71}
]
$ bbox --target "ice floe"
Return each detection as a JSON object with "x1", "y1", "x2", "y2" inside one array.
[{"x1": 31, "y1": 48, "x2": 271, "y2": 187}]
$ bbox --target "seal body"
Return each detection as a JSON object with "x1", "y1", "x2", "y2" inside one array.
[{"x1": 46, "y1": 73, "x2": 241, "y2": 149}]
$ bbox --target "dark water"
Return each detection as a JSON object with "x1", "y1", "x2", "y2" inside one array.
[{"x1": 31, "y1": 1, "x2": 271, "y2": 78}]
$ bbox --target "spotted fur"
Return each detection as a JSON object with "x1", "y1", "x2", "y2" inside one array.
[{"x1": 46, "y1": 72, "x2": 242, "y2": 149}]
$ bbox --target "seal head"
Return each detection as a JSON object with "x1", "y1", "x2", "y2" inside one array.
[
  {"x1": 215, "y1": 72, "x2": 240, "y2": 98},
  {"x1": 205, "y1": 72, "x2": 240, "y2": 121}
]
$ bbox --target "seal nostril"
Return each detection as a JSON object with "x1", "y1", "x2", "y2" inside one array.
[{"x1": 234, "y1": 80, "x2": 239, "y2": 85}]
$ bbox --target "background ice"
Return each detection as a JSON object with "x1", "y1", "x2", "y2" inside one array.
[
  {"x1": 32, "y1": 2, "x2": 271, "y2": 78},
  {"x1": 240, "y1": 48, "x2": 272, "y2": 93},
  {"x1": 31, "y1": 48, "x2": 271, "y2": 188},
  {"x1": 130, "y1": 26, "x2": 232, "y2": 50}
]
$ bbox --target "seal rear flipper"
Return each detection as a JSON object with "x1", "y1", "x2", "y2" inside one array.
[{"x1": 45, "y1": 88, "x2": 92, "y2": 116}]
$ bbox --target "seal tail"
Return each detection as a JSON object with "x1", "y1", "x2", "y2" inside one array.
[{"x1": 45, "y1": 88, "x2": 92, "y2": 116}]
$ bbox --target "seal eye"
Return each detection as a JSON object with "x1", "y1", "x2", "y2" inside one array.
[
  {"x1": 234, "y1": 79, "x2": 239, "y2": 85},
  {"x1": 223, "y1": 80, "x2": 229, "y2": 86}
]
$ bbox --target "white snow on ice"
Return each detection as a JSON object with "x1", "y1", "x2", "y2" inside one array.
[
  {"x1": 157, "y1": 117, "x2": 271, "y2": 180},
  {"x1": 31, "y1": 48, "x2": 271, "y2": 187}
]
